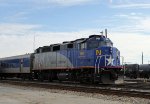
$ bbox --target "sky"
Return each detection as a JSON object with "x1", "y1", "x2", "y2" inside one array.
[{"x1": 0, "y1": 0, "x2": 150, "y2": 64}]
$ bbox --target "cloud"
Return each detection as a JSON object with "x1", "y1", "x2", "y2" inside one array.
[
  {"x1": 109, "y1": 0, "x2": 113, "y2": 3},
  {"x1": 0, "y1": 0, "x2": 96, "y2": 8},
  {"x1": 0, "y1": 24, "x2": 98, "y2": 57},
  {"x1": 0, "y1": 24, "x2": 103, "y2": 58},
  {"x1": 0, "y1": 25, "x2": 150, "y2": 64},
  {"x1": 0, "y1": 13, "x2": 29, "y2": 24},
  {"x1": 4, "y1": 12, "x2": 28, "y2": 22},
  {"x1": 110, "y1": 12, "x2": 150, "y2": 35},
  {"x1": 46, "y1": 0, "x2": 95, "y2": 6},
  {"x1": 135, "y1": 18, "x2": 150, "y2": 31},
  {"x1": 0, "y1": 28, "x2": 99, "y2": 57},
  {"x1": 110, "y1": 0, "x2": 150, "y2": 8},
  {"x1": 0, "y1": 23, "x2": 40, "y2": 35},
  {"x1": 0, "y1": 35, "x2": 33, "y2": 57},
  {"x1": 0, "y1": 21, "x2": 149, "y2": 64},
  {"x1": 109, "y1": 32, "x2": 150, "y2": 64},
  {"x1": 92, "y1": 12, "x2": 150, "y2": 34},
  {"x1": 112, "y1": 4, "x2": 150, "y2": 8},
  {"x1": 115, "y1": 12, "x2": 142, "y2": 19}
]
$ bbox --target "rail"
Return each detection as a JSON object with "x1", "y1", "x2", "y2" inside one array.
[{"x1": 1, "y1": 79, "x2": 150, "y2": 99}]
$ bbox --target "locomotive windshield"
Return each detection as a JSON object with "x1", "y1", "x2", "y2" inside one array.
[
  {"x1": 88, "y1": 41, "x2": 99, "y2": 49},
  {"x1": 87, "y1": 37, "x2": 113, "y2": 49}
]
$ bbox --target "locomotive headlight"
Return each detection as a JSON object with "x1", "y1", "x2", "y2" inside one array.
[{"x1": 110, "y1": 47, "x2": 113, "y2": 53}]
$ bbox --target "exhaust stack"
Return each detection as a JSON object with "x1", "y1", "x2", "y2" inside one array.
[
  {"x1": 142, "y1": 52, "x2": 143, "y2": 64},
  {"x1": 105, "y1": 29, "x2": 107, "y2": 38}
]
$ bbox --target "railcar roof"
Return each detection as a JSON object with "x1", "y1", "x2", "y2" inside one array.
[
  {"x1": 89, "y1": 35, "x2": 105, "y2": 38},
  {"x1": 35, "y1": 34, "x2": 107, "y2": 50},
  {"x1": 50, "y1": 43, "x2": 61, "y2": 46},
  {"x1": 0, "y1": 54, "x2": 31, "y2": 61}
]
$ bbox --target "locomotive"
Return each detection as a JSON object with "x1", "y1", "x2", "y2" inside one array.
[
  {"x1": 0, "y1": 31, "x2": 122, "y2": 84},
  {"x1": 125, "y1": 64, "x2": 150, "y2": 79}
]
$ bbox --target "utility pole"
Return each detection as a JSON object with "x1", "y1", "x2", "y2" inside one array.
[
  {"x1": 142, "y1": 52, "x2": 143, "y2": 64},
  {"x1": 33, "y1": 34, "x2": 36, "y2": 52}
]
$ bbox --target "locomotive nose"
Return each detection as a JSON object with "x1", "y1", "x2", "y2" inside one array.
[{"x1": 95, "y1": 46, "x2": 118, "y2": 67}]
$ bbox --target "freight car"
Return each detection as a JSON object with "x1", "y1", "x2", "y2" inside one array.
[
  {"x1": 125, "y1": 64, "x2": 139, "y2": 79},
  {"x1": 139, "y1": 64, "x2": 150, "y2": 79},
  {"x1": 125, "y1": 64, "x2": 150, "y2": 79},
  {"x1": 0, "y1": 32, "x2": 122, "y2": 84}
]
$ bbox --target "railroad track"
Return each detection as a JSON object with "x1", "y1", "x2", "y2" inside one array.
[
  {"x1": 0, "y1": 79, "x2": 150, "y2": 99},
  {"x1": 124, "y1": 79, "x2": 150, "y2": 83}
]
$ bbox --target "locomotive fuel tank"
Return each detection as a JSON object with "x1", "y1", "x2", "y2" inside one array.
[{"x1": 57, "y1": 73, "x2": 70, "y2": 81}]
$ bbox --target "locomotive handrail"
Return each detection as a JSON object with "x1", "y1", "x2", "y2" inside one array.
[
  {"x1": 95, "y1": 56, "x2": 102, "y2": 74},
  {"x1": 95, "y1": 55, "x2": 124, "y2": 74},
  {"x1": 95, "y1": 55, "x2": 111, "y2": 74}
]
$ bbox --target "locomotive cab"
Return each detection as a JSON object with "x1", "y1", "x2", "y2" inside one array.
[
  {"x1": 88, "y1": 35, "x2": 113, "y2": 49},
  {"x1": 78, "y1": 35, "x2": 113, "y2": 50}
]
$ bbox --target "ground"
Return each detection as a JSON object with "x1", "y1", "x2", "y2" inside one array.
[{"x1": 0, "y1": 83, "x2": 150, "y2": 104}]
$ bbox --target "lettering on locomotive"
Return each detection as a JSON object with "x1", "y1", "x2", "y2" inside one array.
[
  {"x1": 96, "y1": 50, "x2": 102, "y2": 55},
  {"x1": 80, "y1": 51, "x2": 85, "y2": 56}
]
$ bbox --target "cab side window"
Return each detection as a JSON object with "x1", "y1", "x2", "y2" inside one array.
[{"x1": 80, "y1": 42, "x2": 87, "y2": 50}]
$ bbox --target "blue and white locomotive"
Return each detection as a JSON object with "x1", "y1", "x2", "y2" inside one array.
[{"x1": 0, "y1": 30, "x2": 122, "y2": 84}]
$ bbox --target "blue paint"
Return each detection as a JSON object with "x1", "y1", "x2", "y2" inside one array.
[
  {"x1": 0, "y1": 57, "x2": 30, "y2": 68},
  {"x1": 57, "y1": 46, "x2": 120, "y2": 68}
]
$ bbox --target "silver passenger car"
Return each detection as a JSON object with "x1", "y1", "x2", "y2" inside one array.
[{"x1": 0, "y1": 54, "x2": 31, "y2": 74}]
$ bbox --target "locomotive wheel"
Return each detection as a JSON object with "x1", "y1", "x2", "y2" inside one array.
[
  {"x1": 133, "y1": 76, "x2": 137, "y2": 79},
  {"x1": 38, "y1": 73, "x2": 44, "y2": 82},
  {"x1": 145, "y1": 74, "x2": 149, "y2": 79},
  {"x1": 48, "y1": 75, "x2": 53, "y2": 82}
]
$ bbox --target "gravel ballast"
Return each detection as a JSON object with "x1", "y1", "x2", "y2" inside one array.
[{"x1": 0, "y1": 83, "x2": 150, "y2": 104}]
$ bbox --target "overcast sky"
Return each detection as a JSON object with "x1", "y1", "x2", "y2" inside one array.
[{"x1": 0, "y1": 0, "x2": 150, "y2": 64}]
